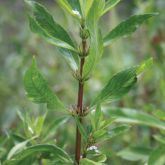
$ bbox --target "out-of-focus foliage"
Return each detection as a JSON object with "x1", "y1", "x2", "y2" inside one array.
[{"x1": 0, "y1": 0, "x2": 165, "y2": 165}]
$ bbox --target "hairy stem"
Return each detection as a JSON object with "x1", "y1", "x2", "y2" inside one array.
[{"x1": 75, "y1": 21, "x2": 87, "y2": 165}]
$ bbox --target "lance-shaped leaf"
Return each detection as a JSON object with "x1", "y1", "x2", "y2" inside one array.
[
  {"x1": 91, "y1": 58, "x2": 153, "y2": 107},
  {"x1": 57, "y1": 0, "x2": 82, "y2": 19},
  {"x1": 91, "y1": 67, "x2": 137, "y2": 106},
  {"x1": 29, "y1": 16, "x2": 78, "y2": 70},
  {"x1": 148, "y1": 146, "x2": 165, "y2": 165},
  {"x1": 104, "y1": 13, "x2": 157, "y2": 46},
  {"x1": 117, "y1": 146, "x2": 152, "y2": 162},
  {"x1": 107, "y1": 125, "x2": 130, "y2": 139},
  {"x1": 4, "y1": 144, "x2": 73, "y2": 165},
  {"x1": 26, "y1": 1, "x2": 76, "y2": 51},
  {"x1": 24, "y1": 58, "x2": 65, "y2": 110},
  {"x1": 108, "y1": 108, "x2": 165, "y2": 130},
  {"x1": 83, "y1": 0, "x2": 104, "y2": 78},
  {"x1": 26, "y1": 1, "x2": 79, "y2": 70},
  {"x1": 7, "y1": 137, "x2": 37, "y2": 160},
  {"x1": 101, "y1": 0, "x2": 121, "y2": 16}
]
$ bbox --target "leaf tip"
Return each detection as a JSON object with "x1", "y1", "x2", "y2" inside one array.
[{"x1": 136, "y1": 57, "x2": 153, "y2": 75}]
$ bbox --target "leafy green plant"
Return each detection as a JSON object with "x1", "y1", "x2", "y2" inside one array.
[
  {"x1": 3, "y1": 0, "x2": 158, "y2": 165},
  {"x1": 113, "y1": 108, "x2": 165, "y2": 165}
]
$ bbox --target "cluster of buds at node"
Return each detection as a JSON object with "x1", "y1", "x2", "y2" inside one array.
[
  {"x1": 80, "y1": 106, "x2": 90, "y2": 117},
  {"x1": 69, "y1": 105, "x2": 89, "y2": 117},
  {"x1": 68, "y1": 105, "x2": 77, "y2": 117},
  {"x1": 73, "y1": 70, "x2": 90, "y2": 83},
  {"x1": 76, "y1": 106, "x2": 90, "y2": 117},
  {"x1": 87, "y1": 134, "x2": 96, "y2": 146},
  {"x1": 80, "y1": 27, "x2": 90, "y2": 40}
]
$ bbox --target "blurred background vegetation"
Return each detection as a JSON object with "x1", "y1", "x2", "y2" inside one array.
[{"x1": 0, "y1": 0, "x2": 165, "y2": 164}]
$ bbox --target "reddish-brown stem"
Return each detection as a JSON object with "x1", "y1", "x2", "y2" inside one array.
[
  {"x1": 75, "y1": 23, "x2": 87, "y2": 164},
  {"x1": 75, "y1": 58, "x2": 85, "y2": 164}
]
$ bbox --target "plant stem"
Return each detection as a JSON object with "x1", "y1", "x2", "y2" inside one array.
[
  {"x1": 75, "y1": 22, "x2": 87, "y2": 165},
  {"x1": 38, "y1": 158, "x2": 43, "y2": 165},
  {"x1": 75, "y1": 60, "x2": 84, "y2": 164}
]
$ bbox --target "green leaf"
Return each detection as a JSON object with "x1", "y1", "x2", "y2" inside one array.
[
  {"x1": 26, "y1": 1, "x2": 79, "y2": 70},
  {"x1": 153, "y1": 134, "x2": 165, "y2": 145},
  {"x1": 107, "y1": 125, "x2": 130, "y2": 140},
  {"x1": 91, "y1": 67, "x2": 137, "y2": 106},
  {"x1": 35, "y1": 115, "x2": 46, "y2": 136},
  {"x1": 94, "y1": 105, "x2": 103, "y2": 130},
  {"x1": 26, "y1": 1, "x2": 77, "y2": 51},
  {"x1": 7, "y1": 137, "x2": 37, "y2": 160},
  {"x1": 43, "y1": 116, "x2": 68, "y2": 141},
  {"x1": 80, "y1": 158, "x2": 102, "y2": 165},
  {"x1": 83, "y1": 0, "x2": 104, "y2": 78},
  {"x1": 74, "y1": 116, "x2": 88, "y2": 141},
  {"x1": 79, "y1": 0, "x2": 94, "y2": 17},
  {"x1": 101, "y1": 0, "x2": 121, "y2": 16},
  {"x1": 93, "y1": 154, "x2": 107, "y2": 163},
  {"x1": 4, "y1": 144, "x2": 72, "y2": 165},
  {"x1": 86, "y1": 153, "x2": 107, "y2": 163},
  {"x1": 93, "y1": 129, "x2": 107, "y2": 140},
  {"x1": 136, "y1": 57, "x2": 153, "y2": 74},
  {"x1": 153, "y1": 110, "x2": 165, "y2": 121},
  {"x1": 117, "y1": 146, "x2": 152, "y2": 162},
  {"x1": 58, "y1": 48, "x2": 79, "y2": 70},
  {"x1": 24, "y1": 57, "x2": 65, "y2": 110},
  {"x1": 57, "y1": 0, "x2": 82, "y2": 19},
  {"x1": 104, "y1": 13, "x2": 157, "y2": 46},
  {"x1": 91, "y1": 58, "x2": 153, "y2": 106},
  {"x1": 148, "y1": 146, "x2": 165, "y2": 165},
  {"x1": 109, "y1": 108, "x2": 165, "y2": 130}
]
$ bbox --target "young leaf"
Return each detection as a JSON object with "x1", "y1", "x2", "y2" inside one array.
[
  {"x1": 4, "y1": 144, "x2": 73, "y2": 165},
  {"x1": 57, "y1": 0, "x2": 82, "y2": 20},
  {"x1": 34, "y1": 114, "x2": 46, "y2": 136},
  {"x1": 24, "y1": 57, "x2": 65, "y2": 111},
  {"x1": 83, "y1": 0, "x2": 104, "y2": 78},
  {"x1": 104, "y1": 13, "x2": 157, "y2": 46},
  {"x1": 109, "y1": 108, "x2": 165, "y2": 130},
  {"x1": 148, "y1": 146, "x2": 165, "y2": 165},
  {"x1": 26, "y1": 1, "x2": 79, "y2": 69},
  {"x1": 136, "y1": 57, "x2": 153, "y2": 74},
  {"x1": 91, "y1": 58, "x2": 153, "y2": 107},
  {"x1": 79, "y1": 0, "x2": 94, "y2": 17},
  {"x1": 101, "y1": 0, "x2": 121, "y2": 16}
]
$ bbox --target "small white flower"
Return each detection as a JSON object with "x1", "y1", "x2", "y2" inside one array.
[
  {"x1": 87, "y1": 145, "x2": 98, "y2": 152},
  {"x1": 72, "y1": 10, "x2": 81, "y2": 17}
]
